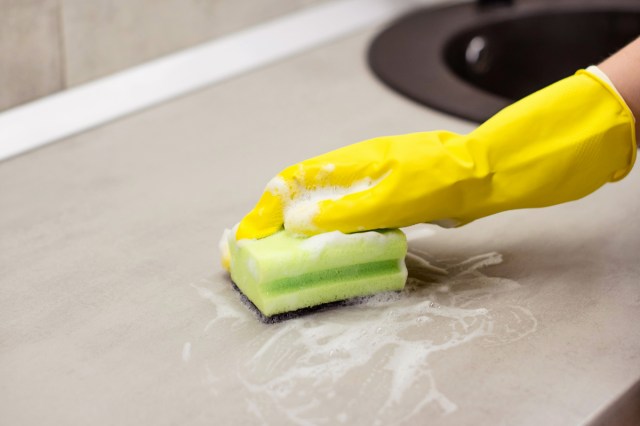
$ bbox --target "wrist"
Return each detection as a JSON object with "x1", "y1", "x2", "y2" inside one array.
[
  {"x1": 598, "y1": 37, "x2": 640, "y2": 142},
  {"x1": 585, "y1": 65, "x2": 637, "y2": 143}
]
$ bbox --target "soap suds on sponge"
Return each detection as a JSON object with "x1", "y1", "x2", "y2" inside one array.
[
  {"x1": 299, "y1": 230, "x2": 395, "y2": 259},
  {"x1": 219, "y1": 228, "x2": 232, "y2": 270}
]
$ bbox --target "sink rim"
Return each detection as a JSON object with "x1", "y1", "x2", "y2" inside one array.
[{"x1": 367, "y1": 0, "x2": 640, "y2": 123}]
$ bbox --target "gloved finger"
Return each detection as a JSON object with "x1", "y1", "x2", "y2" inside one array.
[
  {"x1": 236, "y1": 189, "x2": 286, "y2": 240},
  {"x1": 236, "y1": 162, "x2": 322, "y2": 240},
  {"x1": 239, "y1": 147, "x2": 390, "y2": 238}
]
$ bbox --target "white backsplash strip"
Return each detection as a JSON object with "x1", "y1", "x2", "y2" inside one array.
[{"x1": 0, "y1": 0, "x2": 447, "y2": 162}]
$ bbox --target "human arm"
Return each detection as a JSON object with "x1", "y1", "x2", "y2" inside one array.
[{"x1": 599, "y1": 37, "x2": 640, "y2": 140}]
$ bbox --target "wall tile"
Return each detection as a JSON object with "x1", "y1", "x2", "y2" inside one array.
[
  {"x1": 0, "y1": 0, "x2": 64, "y2": 111},
  {"x1": 61, "y1": 0, "x2": 327, "y2": 86}
]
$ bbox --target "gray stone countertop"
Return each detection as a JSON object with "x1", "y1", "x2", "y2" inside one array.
[{"x1": 1, "y1": 28, "x2": 639, "y2": 425}]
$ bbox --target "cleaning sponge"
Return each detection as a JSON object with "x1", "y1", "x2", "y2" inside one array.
[{"x1": 222, "y1": 228, "x2": 408, "y2": 318}]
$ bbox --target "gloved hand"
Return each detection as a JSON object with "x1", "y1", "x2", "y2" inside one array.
[{"x1": 236, "y1": 69, "x2": 636, "y2": 240}]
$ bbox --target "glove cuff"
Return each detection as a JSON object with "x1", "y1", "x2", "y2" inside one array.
[
  {"x1": 577, "y1": 67, "x2": 637, "y2": 181},
  {"x1": 585, "y1": 65, "x2": 636, "y2": 125}
]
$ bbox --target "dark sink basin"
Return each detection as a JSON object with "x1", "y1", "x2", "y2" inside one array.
[{"x1": 368, "y1": 0, "x2": 640, "y2": 122}]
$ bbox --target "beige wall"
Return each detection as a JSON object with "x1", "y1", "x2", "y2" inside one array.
[
  {"x1": 0, "y1": 0, "x2": 326, "y2": 112},
  {"x1": 0, "y1": 0, "x2": 64, "y2": 111}
]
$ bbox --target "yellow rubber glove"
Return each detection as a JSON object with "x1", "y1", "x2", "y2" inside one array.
[{"x1": 236, "y1": 70, "x2": 636, "y2": 240}]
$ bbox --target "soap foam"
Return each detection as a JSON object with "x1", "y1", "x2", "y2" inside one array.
[
  {"x1": 267, "y1": 170, "x2": 389, "y2": 234},
  {"x1": 321, "y1": 163, "x2": 335, "y2": 173},
  {"x1": 401, "y1": 224, "x2": 436, "y2": 241},
  {"x1": 283, "y1": 175, "x2": 377, "y2": 234},
  {"x1": 266, "y1": 177, "x2": 290, "y2": 203},
  {"x1": 191, "y1": 246, "x2": 537, "y2": 424},
  {"x1": 218, "y1": 228, "x2": 232, "y2": 270},
  {"x1": 299, "y1": 229, "x2": 391, "y2": 258}
]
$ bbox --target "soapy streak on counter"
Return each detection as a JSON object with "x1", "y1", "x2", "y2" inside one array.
[{"x1": 189, "y1": 228, "x2": 538, "y2": 424}]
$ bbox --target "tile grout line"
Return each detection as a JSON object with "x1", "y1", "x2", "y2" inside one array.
[{"x1": 0, "y1": 0, "x2": 427, "y2": 162}]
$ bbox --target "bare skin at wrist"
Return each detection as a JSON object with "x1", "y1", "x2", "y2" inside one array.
[{"x1": 599, "y1": 37, "x2": 640, "y2": 142}]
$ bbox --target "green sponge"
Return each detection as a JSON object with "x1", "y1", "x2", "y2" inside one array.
[{"x1": 224, "y1": 229, "x2": 408, "y2": 318}]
